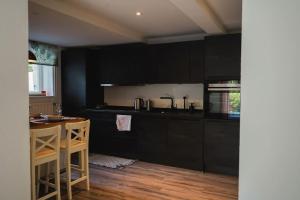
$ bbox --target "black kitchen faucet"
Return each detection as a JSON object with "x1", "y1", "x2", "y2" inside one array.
[{"x1": 160, "y1": 96, "x2": 175, "y2": 110}]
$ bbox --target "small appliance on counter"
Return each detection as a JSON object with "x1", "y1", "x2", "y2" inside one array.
[
  {"x1": 146, "y1": 99, "x2": 152, "y2": 111},
  {"x1": 134, "y1": 98, "x2": 144, "y2": 110},
  {"x1": 189, "y1": 102, "x2": 195, "y2": 112}
]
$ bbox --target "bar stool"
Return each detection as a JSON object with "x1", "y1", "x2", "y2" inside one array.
[
  {"x1": 61, "y1": 120, "x2": 90, "y2": 200},
  {"x1": 30, "y1": 125, "x2": 61, "y2": 200}
]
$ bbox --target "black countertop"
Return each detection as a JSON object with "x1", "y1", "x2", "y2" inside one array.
[{"x1": 85, "y1": 106, "x2": 204, "y2": 120}]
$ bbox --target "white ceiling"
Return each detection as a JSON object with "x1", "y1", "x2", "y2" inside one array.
[
  {"x1": 29, "y1": 3, "x2": 137, "y2": 46},
  {"x1": 207, "y1": 0, "x2": 242, "y2": 31},
  {"x1": 29, "y1": 0, "x2": 242, "y2": 47},
  {"x1": 66, "y1": 0, "x2": 203, "y2": 37}
]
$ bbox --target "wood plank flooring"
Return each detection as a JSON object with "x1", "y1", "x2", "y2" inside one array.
[{"x1": 61, "y1": 161, "x2": 238, "y2": 200}]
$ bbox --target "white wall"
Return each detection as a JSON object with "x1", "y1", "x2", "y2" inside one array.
[
  {"x1": 104, "y1": 84, "x2": 203, "y2": 109},
  {"x1": 239, "y1": 0, "x2": 300, "y2": 199},
  {"x1": 0, "y1": 1, "x2": 30, "y2": 200}
]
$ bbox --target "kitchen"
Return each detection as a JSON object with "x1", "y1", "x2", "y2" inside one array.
[
  {"x1": 3, "y1": 1, "x2": 300, "y2": 200},
  {"x1": 61, "y1": 34, "x2": 241, "y2": 177},
  {"x1": 27, "y1": 0, "x2": 241, "y2": 199}
]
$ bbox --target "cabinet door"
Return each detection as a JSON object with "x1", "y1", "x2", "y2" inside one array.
[
  {"x1": 154, "y1": 43, "x2": 190, "y2": 83},
  {"x1": 86, "y1": 112, "x2": 117, "y2": 153},
  {"x1": 86, "y1": 50, "x2": 104, "y2": 108},
  {"x1": 126, "y1": 44, "x2": 147, "y2": 83},
  {"x1": 136, "y1": 116, "x2": 168, "y2": 164},
  {"x1": 61, "y1": 49, "x2": 86, "y2": 116},
  {"x1": 204, "y1": 119, "x2": 240, "y2": 176},
  {"x1": 99, "y1": 44, "x2": 146, "y2": 84},
  {"x1": 205, "y1": 34, "x2": 241, "y2": 80},
  {"x1": 189, "y1": 41, "x2": 204, "y2": 82},
  {"x1": 99, "y1": 46, "x2": 126, "y2": 84},
  {"x1": 167, "y1": 119, "x2": 204, "y2": 170},
  {"x1": 86, "y1": 112, "x2": 137, "y2": 158}
]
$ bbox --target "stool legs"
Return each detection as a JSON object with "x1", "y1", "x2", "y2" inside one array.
[
  {"x1": 65, "y1": 150, "x2": 90, "y2": 200},
  {"x1": 55, "y1": 158, "x2": 61, "y2": 200},
  {"x1": 79, "y1": 150, "x2": 90, "y2": 190},
  {"x1": 32, "y1": 161, "x2": 61, "y2": 200},
  {"x1": 79, "y1": 151, "x2": 84, "y2": 178},
  {"x1": 45, "y1": 163, "x2": 50, "y2": 194},
  {"x1": 66, "y1": 152, "x2": 72, "y2": 200},
  {"x1": 84, "y1": 149, "x2": 90, "y2": 191},
  {"x1": 37, "y1": 165, "x2": 41, "y2": 197},
  {"x1": 31, "y1": 165, "x2": 36, "y2": 200}
]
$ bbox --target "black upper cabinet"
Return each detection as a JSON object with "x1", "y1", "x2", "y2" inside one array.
[
  {"x1": 189, "y1": 41, "x2": 205, "y2": 82},
  {"x1": 204, "y1": 34, "x2": 241, "y2": 80},
  {"x1": 99, "y1": 44, "x2": 146, "y2": 84},
  {"x1": 145, "y1": 45, "x2": 159, "y2": 83},
  {"x1": 61, "y1": 48, "x2": 103, "y2": 116},
  {"x1": 86, "y1": 50, "x2": 103, "y2": 108},
  {"x1": 63, "y1": 35, "x2": 241, "y2": 88},
  {"x1": 98, "y1": 41, "x2": 204, "y2": 84},
  {"x1": 154, "y1": 43, "x2": 190, "y2": 83},
  {"x1": 62, "y1": 49, "x2": 87, "y2": 116}
]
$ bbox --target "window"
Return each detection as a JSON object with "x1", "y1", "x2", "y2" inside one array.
[
  {"x1": 28, "y1": 64, "x2": 55, "y2": 96},
  {"x1": 28, "y1": 41, "x2": 58, "y2": 96}
]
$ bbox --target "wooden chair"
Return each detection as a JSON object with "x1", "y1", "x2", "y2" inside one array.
[
  {"x1": 61, "y1": 120, "x2": 90, "y2": 200},
  {"x1": 30, "y1": 125, "x2": 61, "y2": 200}
]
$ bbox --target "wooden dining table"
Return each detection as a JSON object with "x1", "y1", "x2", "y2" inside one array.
[
  {"x1": 30, "y1": 116, "x2": 87, "y2": 170},
  {"x1": 30, "y1": 116, "x2": 86, "y2": 129}
]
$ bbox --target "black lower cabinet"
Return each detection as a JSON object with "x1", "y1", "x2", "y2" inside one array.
[
  {"x1": 204, "y1": 119, "x2": 240, "y2": 176},
  {"x1": 86, "y1": 111, "x2": 137, "y2": 159},
  {"x1": 167, "y1": 119, "x2": 204, "y2": 170},
  {"x1": 136, "y1": 116, "x2": 204, "y2": 170},
  {"x1": 86, "y1": 110, "x2": 239, "y2": 176},
  {"x1": 136, "y1": 116, "x2": 168, "y2": 164}
]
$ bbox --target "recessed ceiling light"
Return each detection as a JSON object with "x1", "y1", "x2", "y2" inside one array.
[{"x1": 136, "y1": 11, "x2": 142, "y2": 16}]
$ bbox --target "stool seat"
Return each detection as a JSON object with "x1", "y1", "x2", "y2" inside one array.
[
  {"x1": 60, "y1": 139, "x2": 86, "y2": 149},
  {"x1": 35, "y1": 148, "x2": 56, "y2": 159}
]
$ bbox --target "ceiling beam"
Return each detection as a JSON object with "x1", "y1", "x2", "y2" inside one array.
[
  {"x1": 29, "y1": 0, "x2": 144, "y2": 42},
  {"x1": 169, "y1": 0, "x2": 226, "y2": 34}
]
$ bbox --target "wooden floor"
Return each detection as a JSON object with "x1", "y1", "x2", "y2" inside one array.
[{"x1": 59, "y1": 161, "x2": 238, "y2": 200}]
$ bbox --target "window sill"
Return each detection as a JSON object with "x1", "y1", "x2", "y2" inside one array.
[
  {"x1": 29, "y1": 95, "x2": 54, "y2": 98},
  {"x1": 29, "y1": 96, "x2": 56, "y2": 103}
]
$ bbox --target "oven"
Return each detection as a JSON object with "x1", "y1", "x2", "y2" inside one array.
[{"x1": 205, "y1": 80, "x2": 240, "y2": 119}]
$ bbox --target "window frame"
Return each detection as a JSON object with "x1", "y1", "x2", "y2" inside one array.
[
  {"x1": 28, "y1": 41, "x2": 59, "y2": 98},
  {"x1": 29, "y1": 64, "x2": 56, "y2": 97}
]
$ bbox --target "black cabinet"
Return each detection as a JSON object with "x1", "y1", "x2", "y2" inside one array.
[
  {"x1": 98, "y1": 44, "x2": 146, "y2": 84},
  {"x1": 61, "y1": 48, "x2": 104, "y2": 116},
  {"x1": 61, "y1": 49, "x2": 86, "y2": 116},
  {"x1": 136, "y1": 116, "x2": 168, "y2": 164},
  {"x1": 204, "y1": 119, "x2": 240, "y2": 176},
  {"x1": 85, "y1": 111, "x2": 137, "y2": 158},
  {"x1": 204, "y1": 34, "x2": 241, "y2": 80},
  {"x1": 189, "y1": 41, "x2": 205, "y2": 82},
  {"x1": 96, "y1": 41, "x2": 204, "y2": 84},
  {"x1": 85, "y1": 110, "x2": 240, "y2": 176},
  {"x1": 154, "y1": 43, "x2": 190, "y2": 83},
  {"x1": 136, "y1": 115, "x2": 204, "y2": 170},
  {"x1": 62, "y1": 35, "x2": 241, "y2": 88},
  {"x1": 167, "y1": 119, "x2": 204, "y2": 170}
]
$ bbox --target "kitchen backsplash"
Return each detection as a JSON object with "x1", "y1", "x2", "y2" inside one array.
[{"x1": 104, "y1": 84, "x2": 204, "y2": 110}]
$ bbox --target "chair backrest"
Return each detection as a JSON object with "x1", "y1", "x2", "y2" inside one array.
[
  {"x1": 30, "y1": 125, "x2": 61, "y2": 158},
  {"x1": 65, "y1": 120, "x2": 90, "y2": 148}
]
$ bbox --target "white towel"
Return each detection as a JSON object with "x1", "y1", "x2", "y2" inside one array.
[{"x1": 116, "y1": 114, "x2": 132, "y2": 131}]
